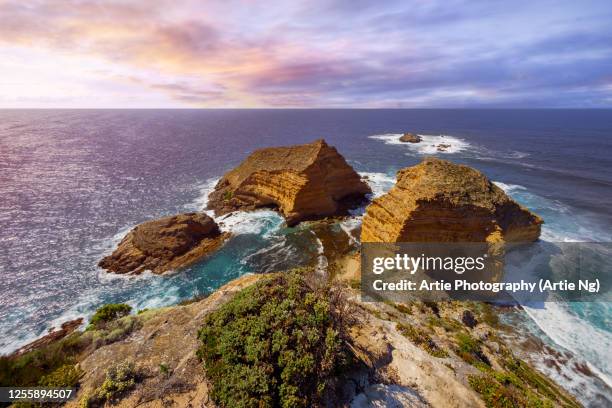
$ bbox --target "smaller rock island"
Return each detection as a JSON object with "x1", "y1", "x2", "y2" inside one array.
[
  {"x1": 399, "y1": 132, "x2": 422, "y2": 143},
  {"x1": 207, "y1": 139, "x2": 371, "y2": 226},
  {"x1": 99, "y1": 212, "x2": 228, "y2": 274}
]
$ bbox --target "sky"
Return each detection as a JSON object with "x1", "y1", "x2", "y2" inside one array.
[{"x1": 0, "y1": 0, "x2": 611, "y2": 108}]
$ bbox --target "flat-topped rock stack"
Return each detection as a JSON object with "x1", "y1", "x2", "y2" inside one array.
[
  {"x1": 207, "y1": 139, "x2": 371, "y2": 226},
  {"x1": 361, "y1": 157, "x2": 542, "y2": 244}
]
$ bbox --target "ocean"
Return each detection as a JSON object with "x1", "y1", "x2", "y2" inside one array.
[{"x1": 0, "y1": 109, "x2": 610, "y2": 405}]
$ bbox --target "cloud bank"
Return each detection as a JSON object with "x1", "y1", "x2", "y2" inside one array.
[{"x1": 0, "y1": 0, "x2": 611, "y2": 107}]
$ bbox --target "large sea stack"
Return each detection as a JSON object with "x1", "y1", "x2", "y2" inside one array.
[
  {"x1": 207, "y1": 139, "x2": 371, "y2": 226},
  {"x1": 99, "y1": 213, "x2": 228, "y2": 274},
  {"x1": 361, "y1": 157, "x2": 542, "y2": 244}
]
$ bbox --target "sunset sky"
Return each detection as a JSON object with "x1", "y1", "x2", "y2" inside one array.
[{"x1": 1, "y1": 0, "x2": 611, "y2": 108}]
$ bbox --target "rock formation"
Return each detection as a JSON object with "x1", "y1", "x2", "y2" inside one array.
[
  {"x1": 436, "y1": 143, "x2": 451, "y2": 152},
  {"x1": 399, "y1": 132, "x2": 422, "y2": 143},
  {"x1": 207, "y1": 139, "x2": 371, "y2": 226},
  {"x1": 361, "y1": 157, "x2": 542, "y2": 244},
  {"x1": 99, "y1": 213, "x2": 228, "y2": 274},
  {"x1": 13, "y1": 318, "x2": 83, "y2": 357}
]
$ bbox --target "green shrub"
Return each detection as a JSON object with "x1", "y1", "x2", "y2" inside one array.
[
  {"x1": 393, "y1": 302, "x2": 413, "y2": 315},
  {"x1": 84, "y1": 361, "x2": 140, "y2": 407},
  {"x1": 396, "y1": 323, "x2": 448, "y2": 358},
  {"x1": 469, "y1": 374, "x2": 523, "y2": 408},
  {"x1": 0, "y1": 332, "x2": 88, "y2": 387},
  {"x1": 89, "y1": 304, "x2": 132, "y2": 328},
  {"x1": 197, "y1": 272, "x2": 352, "y2": 408},
  {"x1": 89, "y1": 315, "x2": 139, "y2": 347},
  {"x1": 503, "y1": 356, "x2": 579, "y2": 407},
  {"x1": 38, "y1": 364, "x2": 82, "y2": 387},
  {"x1": 455, "y1": 333, "x2": 490, "y2": 366}
]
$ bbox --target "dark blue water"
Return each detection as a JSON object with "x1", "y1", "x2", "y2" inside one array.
[{"x1": 1, "y1": 109, "x2": 611, "y2": 403}]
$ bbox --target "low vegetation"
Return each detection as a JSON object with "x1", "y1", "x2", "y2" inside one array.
[
  {"x1": 0, "y1": 302, "x2": 137, "y2": 391},
  {"x1": 197, "y1": 270, "x2": 354, "y2": 408},
  {"x1": 88, "y1": 303, "x2": 132, "y2": 329},
  {"x1": 396, "y1": 322, "x2": 449, "y2": 358},
  {"x1": 454, "y1": 332, "x2": 490, "y2": 366},
  {"x1": 0, "y1": 332, "x2": 86, "y2": 388},
  {"x1": 81, "y1": 361, "x2": 142, "y2": 407}
]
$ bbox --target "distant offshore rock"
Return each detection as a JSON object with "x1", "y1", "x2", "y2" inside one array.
[
  {"x1": 99, "y1": 213, "x2": 228, "y2": 274},
  {"x1": 361, "y1": 157, "x2": 542, "y2": 243},
  {"x1": 399, "y1": 132, "x2": 422, "y2": 143},
  {"x1": 207, "y1": 139, "x2": 371, "y2": 226},
  {"x1": 436, "y1": 143, "x2": 451, "y2": 152}
]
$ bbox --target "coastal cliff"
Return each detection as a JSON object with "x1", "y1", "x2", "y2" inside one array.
[
  {"x1": 98, "y1": 212, "x2": 228, "y2": 274},
  {"x1": 361, "y1": 157, "x2": 543, "y2": 244},
  {"x1": 3, "y1": 149, "x2": 582, "y2": 408},
  {"x1": 3, "y1": 267, "x2": 579, "y2": 408},
  {"x1": 207, "y1": 139, "x2": 371, "y2": 226}
]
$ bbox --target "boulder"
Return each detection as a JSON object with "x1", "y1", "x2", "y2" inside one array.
[
  {"x1": 361, "y1": 157, "x2": 542, "y2": 244},
  {"x1": 99, "y1": 213, "x2": 228, "y2": 274},
  {"x1": 436, "y1": 143, "x2": 451, "y2": 152},
  {"x1": 461, "y1": 310, "x2": 478, "y2": 328},
  {"x1": 207, "y1": 139, "x2": 371, "y2": 226},
  {"x1": 399, "y1": 132, "x2": 422, "y2": 143}
]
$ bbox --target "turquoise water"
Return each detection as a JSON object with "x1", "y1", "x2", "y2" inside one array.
[{"x1": 0, "y1": 109, "x2": 610, "y2": 405}]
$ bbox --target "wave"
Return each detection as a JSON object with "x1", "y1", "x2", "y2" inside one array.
[
  {"x1": 312, "y1": 231, "x2": 329, "y2": 274},
  {"x1": 217, "y1": 210, "x2": 284, "y2": 236},
  {"x1": 495, "y1": 180, "x2": 612, "y2": 401},
  {"x1": 522, "y1": 302, "x2": 612, "y2": 401},
  {"x1": 369, "y1": 133, "x2": 472, "y2": 155},
  {"x1": 185, "y1": 177, "x2": 220, "y2": 212}
]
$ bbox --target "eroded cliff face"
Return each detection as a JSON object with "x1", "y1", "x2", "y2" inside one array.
[
  {"x1": 361, "y1": 157, "x2": 542, "y2": 244},
  {"x1": 99, "y1": 212, "x2": 228, "y2": 274},
  {"x1": 207, "y1": 139, "x2": 371, "y2": 226}
]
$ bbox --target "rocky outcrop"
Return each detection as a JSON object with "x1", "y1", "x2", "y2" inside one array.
[
  {"x1": 13, "y1": 318, "x2": 83, "y2": 357},
  {"x1": 207, "y1": 139, "x2": 371, "y2": 226},
  {"x1": 99, "y1": 213, "x2": 228, "y2": 274},
  {"x1": 65, "y1": 274, "x2": 266, "y2": 408},
  {"x1": 361, "y1": 157, "x2": 542, "y2": 243},
  {"x1": 400, "y1": 132, "x2": 422, "y2": 143}
]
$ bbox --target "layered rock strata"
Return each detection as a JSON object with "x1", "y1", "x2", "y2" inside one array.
[
  {"x1": 99, "y1": 213, "x2": 228, "y2": 274},
  {"x1": 361, "y1": 157, "x2": 542, "y2": 244},
  {"x1": 207, "y1": 139, "x2": 371, "y2": 226}
]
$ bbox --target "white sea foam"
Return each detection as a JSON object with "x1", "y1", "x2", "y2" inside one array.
[
  {"x1": 217, "y1": 210, "x2": 283, "y2": 236},
  {"x1": 359, "y1": 171, "x2": 396, "y2": 199},
  {"x1": 341, "y1": 171, "x2": 396, "y2": 241},
  {"x1": 339, "y1": 217, "x2": 361, "y2": 246},
  {"x1": 185, "y1": 177, "x2": 220, "y2": 213},
  {"x1": 369, "y1": 133, "x2": 472, "y2": 154},
  {"x1": 312, "y1": 231, "x2": 328, "y2": 274},
  {"x1": 523, "y1": 302, "x2": 612, "y2": 390},
  {"x1": 493, "y1": 181, "x2": 527, "y2": 193},
  {"x1": 494, "y1": 179, "x2": 612, "y2": 399}
]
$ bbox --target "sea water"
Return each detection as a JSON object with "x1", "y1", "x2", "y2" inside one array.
[{"x1": 1, "y1": 109, "x2": 610, "y2": 405}]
